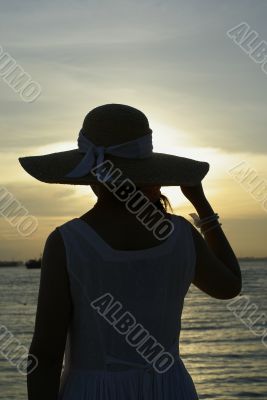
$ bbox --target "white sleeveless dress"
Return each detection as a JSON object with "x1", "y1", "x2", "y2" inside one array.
[{"x1": 57, "y1": 213, "x2": 199, "y2": 399}]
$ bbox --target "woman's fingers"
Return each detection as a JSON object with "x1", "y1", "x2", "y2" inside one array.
[{"x1": 180, "y1": 183, "x2": 207, "y2": 206}]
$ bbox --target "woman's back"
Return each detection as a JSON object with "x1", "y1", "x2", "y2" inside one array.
[
  {"x1": 78, "y1": 204, "x2": 173, "y2": 250},
  {"x1": 57, "y1": 212, "x2": 199, "y2": 399},
  {"x1": 24, "y1": 104, "x2": 242, "y2": 400}
]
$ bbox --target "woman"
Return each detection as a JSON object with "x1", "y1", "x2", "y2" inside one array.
[{"x1": 20, "y1": 104, "x2": 242, "y2": 400}]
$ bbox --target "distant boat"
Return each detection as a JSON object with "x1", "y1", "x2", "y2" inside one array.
[
  {"x1": 25, "y1": 258, "x2": 42, "y2": 269},
  {"x1": 0, "y1": 261, "x2": 23, "y2": 267}
]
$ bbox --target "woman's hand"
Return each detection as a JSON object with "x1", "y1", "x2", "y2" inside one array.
[{"x1": 180, "y1": 183, "x2": 207, "y2": 208}]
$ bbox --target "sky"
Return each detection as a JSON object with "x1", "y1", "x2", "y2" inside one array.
[{"x1": 0, "y1": 0, "x2": 266, "y2": 259}]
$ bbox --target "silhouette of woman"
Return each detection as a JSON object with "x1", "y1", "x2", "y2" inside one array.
[{"x1": 20, "y1": 104, "x2": 242, "y2": 400}]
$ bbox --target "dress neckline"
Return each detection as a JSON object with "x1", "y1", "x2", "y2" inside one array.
[{"x1": 73, "y1": 213, "x2": 177, "y2": 256}]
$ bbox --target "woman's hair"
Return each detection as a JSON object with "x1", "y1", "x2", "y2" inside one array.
[
  {"x1": 91, "y1": 183, "x2": 173, "y2": 213},
  {"x1": 133, "y1": 185, "x2": 173, "y2": 213},
  {"x1": 154, "y1": 194, "x2": 173, "y2": 213}
]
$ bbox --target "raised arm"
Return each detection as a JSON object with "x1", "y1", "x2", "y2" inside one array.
[{"x1": 180, "y1": 183, "x2": 242, "y2": 299}]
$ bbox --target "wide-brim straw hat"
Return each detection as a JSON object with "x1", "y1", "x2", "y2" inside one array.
[{"x1": 19, "y1": 104, "x2": 209, "y2": 187}]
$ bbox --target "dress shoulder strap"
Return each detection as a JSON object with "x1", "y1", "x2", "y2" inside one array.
[{"x1": 57, "y1": 213, "x2": 183, "y2": 261}]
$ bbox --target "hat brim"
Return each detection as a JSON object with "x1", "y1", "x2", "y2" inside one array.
[{"x1": 19, "y1": 149, "x2": 209, "y2": 187}]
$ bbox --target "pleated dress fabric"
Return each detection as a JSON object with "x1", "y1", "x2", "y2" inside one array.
[{"x1": 57, "y1": 213, "x2": 199, "y2": 399}]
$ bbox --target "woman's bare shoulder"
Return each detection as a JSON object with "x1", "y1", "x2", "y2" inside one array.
[{"x1": 42, "y1": 228, "x2": 66, "y2": 262}]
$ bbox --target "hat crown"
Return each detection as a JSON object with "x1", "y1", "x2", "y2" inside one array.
[{"x1": 82, "y1": 104, "x2": 152, "y2": 146}]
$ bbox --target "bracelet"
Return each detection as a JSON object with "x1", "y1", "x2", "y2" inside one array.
[
  {"x1": 201, "y1": 222, "x2": 222, "y2": 234},
  {"x1": 189, "y1": 212, "x2": 219, "y2": 228}
]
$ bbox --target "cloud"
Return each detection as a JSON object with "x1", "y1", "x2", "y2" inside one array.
[
  {"x1": 0, "y1": 182, "x2": 95, "y2": 218},
  {"x1": 1, "y1": 0, "x2": 267, "y2": 258}
]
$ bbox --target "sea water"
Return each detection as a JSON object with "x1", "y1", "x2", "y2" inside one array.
[{"x1": 0, "y1": 262, "x2": 266, "y2": 399}]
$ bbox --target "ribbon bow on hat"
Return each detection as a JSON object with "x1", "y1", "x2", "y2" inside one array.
[{"x1": 65, "y1": 129, "x2": 153, "y2": 180}]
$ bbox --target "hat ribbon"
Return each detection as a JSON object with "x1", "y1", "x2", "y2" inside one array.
[{"x1": 65, "y1": 129, "x2": 153, "y2": 179}]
